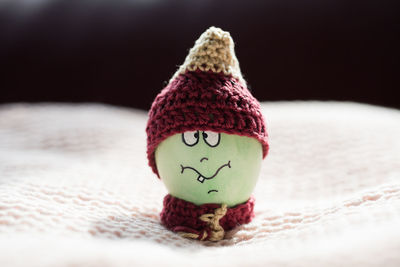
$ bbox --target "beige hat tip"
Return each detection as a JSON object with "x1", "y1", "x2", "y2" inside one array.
[{"x1": 170, "y1": 26, "x2": 246, "y2": 85}]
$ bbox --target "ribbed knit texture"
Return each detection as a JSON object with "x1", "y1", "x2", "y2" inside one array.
[
  {"x1": 160, "y1": 194, "x2": 254, "y2": 240},
  {"x1": 1, "y1": 102, "x2": 400, "y2": 266},
  {"x1": 146, "y1": 70, "x2": 268, "y2": 176},
  {"x1": 146, "y1": 27, "x2": 268, "y2": 177}
]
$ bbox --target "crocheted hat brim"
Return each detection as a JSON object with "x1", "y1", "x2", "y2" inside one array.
[{"x1": 146, "y1": 70, "x2": 269, "y2": 177}]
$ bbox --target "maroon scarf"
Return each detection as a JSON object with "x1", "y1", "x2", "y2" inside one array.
[{"x1": 160, "y1": 194, "x2": 255, "y2": 241}]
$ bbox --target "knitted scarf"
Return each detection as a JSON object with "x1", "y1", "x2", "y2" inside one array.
[{"x1": 160, "y1": 194, "x2": 255, "y2": 241}]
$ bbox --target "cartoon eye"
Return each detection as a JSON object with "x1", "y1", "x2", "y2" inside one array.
[
  {"x1": 182, "y1": 131, "x2": 200, "y2": 146},
  {"x1": 202, "y1": 131, "x2": 220, "y2": 147}
]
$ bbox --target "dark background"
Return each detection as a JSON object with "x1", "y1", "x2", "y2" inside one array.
[{"x1": 1, "y1": 0, "x2": 399, "y2": 110}]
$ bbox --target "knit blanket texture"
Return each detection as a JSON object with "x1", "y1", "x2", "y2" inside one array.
[{"x1": 0, "y1": 102, "x2": 399, "y2": 266}]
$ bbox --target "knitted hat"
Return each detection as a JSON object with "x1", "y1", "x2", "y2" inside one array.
[{"x1": 146, "y1": 26, "x2": 269, "y2": 177}]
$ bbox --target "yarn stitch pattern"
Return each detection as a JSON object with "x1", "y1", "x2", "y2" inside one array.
[
  {"x1": 169, "y1": 26, "x2": 246, "y2": 86},
  {"x1": 146, "y1": 70, "x2": 269, "y2": 177},
  {"x1": 160, "y1": 194, "x2": 255, "y2": 241}
]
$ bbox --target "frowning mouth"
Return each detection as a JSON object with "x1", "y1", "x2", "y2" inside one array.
[
  {"x1": 180, "y1": 160, "x2": 231, "y2": 183},
  {"x1": 208, "y1": 189, "x2": 218, "y2": 194}
]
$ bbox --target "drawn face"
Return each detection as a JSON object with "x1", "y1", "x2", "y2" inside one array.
[{"x1": 155, "y1": 131, "x2": 262, "y2": 207}]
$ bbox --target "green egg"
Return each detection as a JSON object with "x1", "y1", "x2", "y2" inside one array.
[{"x1": 155, "y1": 131, "x2": 262, "y2": 207}]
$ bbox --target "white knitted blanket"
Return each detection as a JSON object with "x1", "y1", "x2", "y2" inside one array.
[{"x1": 0, "y1": 102, "x2": 399, "y2": 267}]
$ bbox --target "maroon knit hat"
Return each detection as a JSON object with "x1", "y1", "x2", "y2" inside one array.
[{"x1": 146, "y1": 27, "x2": 269, "y2": 177}]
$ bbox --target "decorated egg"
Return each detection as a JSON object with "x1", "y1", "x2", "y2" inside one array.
[{"x1": 146, "y1": 26, "x2": 269, "y2": 241}]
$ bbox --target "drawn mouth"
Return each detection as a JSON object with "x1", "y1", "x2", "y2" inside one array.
[
  {"x1": 208, "y1": 189, "x2": 218, "y2": 194},
  {"x1": 180, "y1": 160, "x2": 231, "y2": 183}
]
